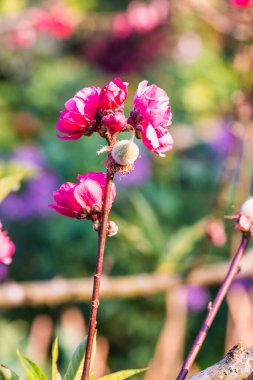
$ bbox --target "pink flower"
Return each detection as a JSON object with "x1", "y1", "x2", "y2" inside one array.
[
  {"x1": 142, "y1": 123, "x2": 173, "y2": 156},
  {"x1": 98, "y1": 78, "x2": 128, "y2": 110},
  {"x1": 49, "y1": 182, "x2": 84, "y2": 218},
  {"x1": 49, "y1": 172, "x2": 116, "y2": 220},
  {"x1": 56, "y1": 86, "x2": 101, "y2": 140},
  {"x1": 0, "y1": 222, "x2": 15, "y2": 265},
  {"x1": 102, "y1": 112, "x2": 127, "y2": 133},
  {"x1": 129, "y1": 80, "x2": 173, "y2": 156}
]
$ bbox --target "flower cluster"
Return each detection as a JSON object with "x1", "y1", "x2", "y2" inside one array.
[
  {"x1": 49, "y1": 172, "x2": 116, "y2": 222},
  {"x1": 0, "y1": 222, "x2": 15, "y2": 265},
  {"x1": 56, "y1": 77, "x2": 173, "y2": 157},
  {"x1": 56, "y1": 78, "x2": 128, "y2": 140},
  {"x1": 51, "y1": 78, "x2": 173, "y2": 229}
]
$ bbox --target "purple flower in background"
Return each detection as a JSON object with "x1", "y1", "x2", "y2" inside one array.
[
  {"x1": 210, "y1": 120, "x2": 237, "y2": 157},
  {"x1": 116, "y1": 150, "x2": 152, "y2": 187},
  {"x1": 186, "y1": 285, "x2": 210, "y2": 313},
  {"x1": 1, "y1": 145, "x2": 59, "y2": 220},
  {"x1": 230, "y1": 277, "x2": 253, "y2": 291}
]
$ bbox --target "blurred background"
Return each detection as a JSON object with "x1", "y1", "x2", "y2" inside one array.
[{"x1": 0, "y1": 0, "x2": 253, "y2": 378}]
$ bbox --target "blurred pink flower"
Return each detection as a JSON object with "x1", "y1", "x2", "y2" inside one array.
[
  {"x1": 49, "y1": 172, "x2": 116, "y2": 220},
  {"x1": 3, "y1": 26, "x2": 36, "y2": 50},
  {"x1": 33, "y1": 7, "x2": 76, "y2": 39},
  {"x1": 112, "y1": 0, "x2": 169, "y2": 37},
  {"x1": 56, "y1": 86, "x2": 100, "y2": 140},
  {"x1": 98, "y1": 78, "x2": 128, "y2": 110},
  {"x1": 206, "y1": 219, "x2": 227, "y2": 246},
  {"x1": 102, "y1": 112, "x2": 127, "y2": 133},
  {"x1": 129, "y1": 80, "x2": 173, "y2": 156},
  {"x1": 0, "y1": 222, "x2": 15, "y2": 265}
]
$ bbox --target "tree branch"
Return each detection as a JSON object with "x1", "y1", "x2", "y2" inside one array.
[
  {"x1": 1, "y1": 249, "x2": 253, "y2": 308},
  {"x1": 188, "y1": 345, "x2": 253, "y2": 380}
]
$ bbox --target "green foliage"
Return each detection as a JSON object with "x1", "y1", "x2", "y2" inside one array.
[
  {"x1": 157, "y1": 218, "x2": 207, "y2": 273},
  {"x1": 17, "y1": 351, "x2": 47, "y2": 380},
  {"x1": 97, "y1": 368, "x2": 147, "y2": 380},
  {"x1": 51, "y1": 338, "x2": 60, "y2": 380},
  {"x1": 0, "y1": 365, "x2": 20, "y2": 380},
  {"x1": 63, "y1": 337, "x2": 87, "y2": 380},
  {"x1": 0, "y1": 161, "x2": 35, "y2": 203}
]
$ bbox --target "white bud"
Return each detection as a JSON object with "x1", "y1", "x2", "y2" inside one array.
[
  {"x1": 241, "y1": 198, "x2": 253, "y2": 220},
  {"x1": 107, "y1": 221, "x2": 119, "y2": 237},
  {"x1": 111, "y1": 140, "x2": 139, "y2": 166}
]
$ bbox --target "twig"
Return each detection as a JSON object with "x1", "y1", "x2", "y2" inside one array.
[
  {"x1": 176, "y1": 232, "x2": 251, "y2": 380},
  {"x1": 81, "y1": 172, "x2": 114, "y2": 380}
]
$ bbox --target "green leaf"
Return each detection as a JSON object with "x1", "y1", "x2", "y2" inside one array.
[
  {"x1": 98, "y1": 368, "x2": 147, "y2": 380},
  {"x1": 64, "y1": 332, "x2": 97, "y2": 380},
  {"x1": 0, "y1": 365, "x2": 20, "y2": 380},
  {"x1": 63, "y1": 337, "x2": 87, "y2": 380},
  {"x1": 157, "y1": 218, "x2": 207, "y2": 273},
  {"x1": 52, "y1": 337, "x2": 61, "y2": 380},
  {"x1": 17, "y1": 350, "x2": 47, "y2": 380}
]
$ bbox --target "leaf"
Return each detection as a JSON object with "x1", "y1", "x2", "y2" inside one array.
[
  {"x1": 64, "y1": 332, "x2": 97, "y2": 380},
  {"x1": 98, "y1": 368, "x2": 148, "y2": 380},
  {"x1": 0, "y1": 171, "x2": 32, "y2": 203},
  {"x1": 63, "y1": 337, "x2": 87, "y2": 380},
  {"x1": 17, "y1": 350, "x2": 47, "y2": 380},
  {"x1": 0, "y1": 365, "x2": 20, "y2": 380},
  {"x1": 52, "y1": 337, "x2": 62, "y2": 380}
]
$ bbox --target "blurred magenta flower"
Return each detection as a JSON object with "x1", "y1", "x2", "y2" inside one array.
[
  {"x1": 49, "y1": 172, "x2": 116, "y2": 221},
  {"x1": 98, "y1": 78, "x2": 128, "y2": 110},
  {"x1": 0, "y1": 222, "x2": 15, "y2": 265},
  {"x1": 56, "y1": 86, "x2": 101, "y2": 140},
  {"x1": 129, "y1": 80, "x2": 173, "y2": 156},
  {"x1": 229, "y1": 0, "x2": 253, "y2": 7},
  {"x1": 1, "y1": 145, "x2": 58, "y2": 220},
  {"x1": 186, "y1": 285, "x2": 210, "y2": 313},
  {"x1": 102, "y1": 113, "x2": 127, "y2": 133}
]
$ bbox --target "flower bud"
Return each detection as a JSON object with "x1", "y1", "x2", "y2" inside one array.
[
  {"x1": 111, "y1": 140, "x2": 139, "y2": 166},
  {"x1": 241, "y1": 198, "x2": 253, "y2": 220},
  {"x1": 107, "y1": 221, "x2": 119, "y2": 237},
  {"x1": 236, "y1": 198, "x2": 253, "y2": 234}
]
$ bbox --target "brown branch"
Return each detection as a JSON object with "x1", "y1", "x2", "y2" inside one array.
[
  {"x1": 82, "y1": 173, "x2": 114, "y2": 380},
  {"x1": 187, "y1": 345, "x2": 253, "y2": 380},
  {"x1": 176, "y1": 232, "x2": 251, "y2": 380},
  {"x1": 1, "y1": 249, "x2": 253, "y2": 309}
]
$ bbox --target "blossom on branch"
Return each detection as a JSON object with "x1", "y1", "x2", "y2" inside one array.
[
  {"x1": 98, "y1": 78, "x2": 128, "y2": 110},
  {"x1": 128, "y1": 80, "x2": 173, "y2": 156},
  {"x1": 56, "y1": 86, "x2": 101, "y2": 140},
  {"x1": 49, "y1": 172, "x2": 116, "y2": 221},
  {"x1": 102, "y1": 112, "x2": 127, "y2": 133},
  {"x1": 0, "y1": 222, "x2": 15, "y2": 265}
]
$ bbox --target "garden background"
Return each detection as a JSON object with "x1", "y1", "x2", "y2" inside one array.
[{"x1": 0, "y1": 0, "x2": 253, "y2": 378}]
